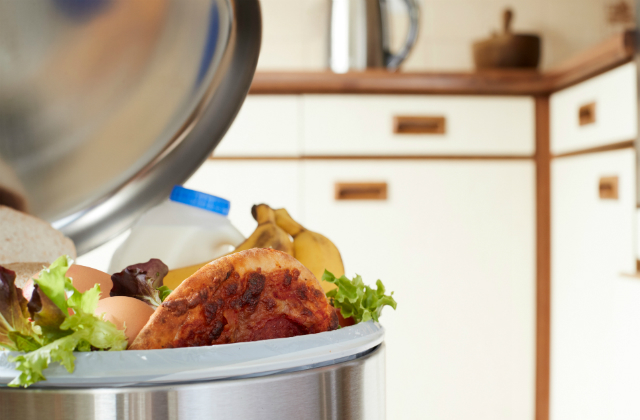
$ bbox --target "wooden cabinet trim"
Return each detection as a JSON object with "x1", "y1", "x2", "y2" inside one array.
[
  {"x1": 551, "y1": 140, "x2": 635, "y2": 159},
  {"x1": 535, "y1": 96, "x2": 551, "y2": 420},
  {"x1": 209, "y1": 155, "x2": 535, "y2": 161}
]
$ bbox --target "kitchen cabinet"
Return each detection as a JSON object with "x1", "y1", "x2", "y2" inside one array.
[
  {"x1": 550, "y1": 148, "x2": 637, "y2": 420},
  {"x1": 301, "y1": 160, "x2": 536, "y2": 420},
  {"x1": 214, "y1": 95, "x2": 536, "y2": 158},
  {"x1": 199, "y1": 91, "x2": 538, "y2": 420},
  {"x1": 550, "y1": 62, "x2": 637, "y2": 155}
]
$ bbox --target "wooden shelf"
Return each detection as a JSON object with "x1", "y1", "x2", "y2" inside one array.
[
  {"x1": 250, "y1": 70, "x2": 547, "y2": 96},
  {"x1": 249, "y1": 31, "x2": 635, "y2": 96}
]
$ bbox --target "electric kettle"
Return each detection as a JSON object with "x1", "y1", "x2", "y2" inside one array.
[{"x1": 329, "y1": 0, "x2": 420, "y2": 73}]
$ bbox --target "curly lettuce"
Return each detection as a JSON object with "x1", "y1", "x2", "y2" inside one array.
[
  {"x1": 323, "y1": 271, "x2": 397, "y2": 323},
  {"x1": 4, "y1": 256, "x2": 128, "y2": 387}
]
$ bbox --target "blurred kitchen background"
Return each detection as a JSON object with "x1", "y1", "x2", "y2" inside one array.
[
  {"x1": 2, "y1": 0, "x2": 639, "y2": 419},
  {"x1": 189, "y1": 1, "x2": 640, "y2": 420},
  {"x1": 257, "y1": 0, "x2": 635, "y2": 71}
]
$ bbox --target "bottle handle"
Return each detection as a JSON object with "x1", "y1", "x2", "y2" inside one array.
[{"x1": 385, "y1": 0, "x2": 420, "y2": 70}]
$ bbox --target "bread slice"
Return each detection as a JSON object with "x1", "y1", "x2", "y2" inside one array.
[
  {"x1": 0, "y1": 206, "x2": 76, "y2": 265},
  {"x1": 130, "y1": 248, "x2": 338, "y2": 350}
]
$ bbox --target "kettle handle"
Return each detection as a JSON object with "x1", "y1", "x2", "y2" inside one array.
[{"x1": 385, "y1": 0, "x2": 420, "y2": 70}]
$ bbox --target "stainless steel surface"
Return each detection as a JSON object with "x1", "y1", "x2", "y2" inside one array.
[
  {"x1": 0, "y1": 344, "x2": 386, "y2": 420},
  {"x1": 329, "y1": 0, "x2": 420, "y2": 73},
  {"x1": 0, "y1": 0, "x2": 261, "y2": 254}
]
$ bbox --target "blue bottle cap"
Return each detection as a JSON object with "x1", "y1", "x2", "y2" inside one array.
[{"x1": 169, "y1": 186, "x2": 230, "y2": 216}]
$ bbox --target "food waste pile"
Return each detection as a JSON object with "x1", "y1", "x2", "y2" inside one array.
[{"x1": 0, "y1": 204, "x2": 396, "y2": 387}]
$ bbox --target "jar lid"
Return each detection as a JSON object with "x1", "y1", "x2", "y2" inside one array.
[{"x1": 170, "y1": 186, "x2": 230, "y2": 216}]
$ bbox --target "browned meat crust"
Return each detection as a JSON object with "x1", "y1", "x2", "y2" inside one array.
[{"x1": 130, "y1": 249, "x2": 338, "y2": 350}]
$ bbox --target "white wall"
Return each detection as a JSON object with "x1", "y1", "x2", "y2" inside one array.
[{"x1": 257, "y1": 0, "x2": 635, "y2": 71}]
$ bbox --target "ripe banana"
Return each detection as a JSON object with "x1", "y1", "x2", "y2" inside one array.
[
  {"x1": 274, "y1": 208, "x2": 344, "y2": 293},
  {"x1": 232, "y1": 204, "x2": 294, "y2": 256}
]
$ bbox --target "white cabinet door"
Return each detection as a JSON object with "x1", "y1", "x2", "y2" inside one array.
[
  {"x1": 301, "y1": 160, "x2": 536, "y2": 420},
  {"x1": 611, "y1": 275, "x2": 640, "y2": 419},
  {"x1": 185, "y1": 160, "x2": 301, "y2": 237},
  {"x1": 550, "y1": 148, "x2": 637, "y2": 420}
]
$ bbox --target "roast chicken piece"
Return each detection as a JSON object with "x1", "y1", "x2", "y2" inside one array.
[{"x1": 130, "y1": 248, "x2": 339, "y2": 349}]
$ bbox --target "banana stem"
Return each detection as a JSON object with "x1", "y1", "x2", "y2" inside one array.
[
  {"x1": 274, "y1": 208, "x2": 304, "y2": 236},
  {"x1": 252, "y1": 204, "x2": 276, "y2": 225}
]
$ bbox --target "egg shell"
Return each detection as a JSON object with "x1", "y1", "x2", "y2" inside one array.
[
  {"x1": 95, "y1": 297, "x2": 155, "y2": 347},
  {"x1": 67, "y1": 265, "x2": 113, "y2": 299},
  {"x1": 21, "y1": 265, "x2": 113, "y2": 301}
]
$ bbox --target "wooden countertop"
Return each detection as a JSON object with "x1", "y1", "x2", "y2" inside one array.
[{"x1": 249, "y1": 31, "x2": 636, "y2": 96}]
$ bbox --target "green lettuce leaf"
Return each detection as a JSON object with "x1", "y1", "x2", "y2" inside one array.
[
  {"x1": 157, "y1": 286, "x2": 172, "y2": 302},
  {"x1": 8, "y1": 317, "x2": 127, "y2": 387},
  {"x1": 33, "y1": 256, "x2": 75, "y2": 314},
  {"x1": 7, "y1": 256, "x2": 128, "y2": 388},
  {"x1": 323, "y1": 271, "x2": 397, "y2": 323}
]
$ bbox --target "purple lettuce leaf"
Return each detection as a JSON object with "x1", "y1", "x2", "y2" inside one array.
[
  {"x1": 0, "y1": 267, "x2": 41, "y2": 352},
  {"x1": 110, "y1": 259, "x2": 169, "y2": 309}
]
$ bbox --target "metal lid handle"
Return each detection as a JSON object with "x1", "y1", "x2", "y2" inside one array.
[{"x1": 385, "y1": 0, "x2": 420, "y2": 70}]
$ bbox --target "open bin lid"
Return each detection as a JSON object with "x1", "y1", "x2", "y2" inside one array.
[{"x1": 0, "y1": 0, "x2": 262, "y2": 254}]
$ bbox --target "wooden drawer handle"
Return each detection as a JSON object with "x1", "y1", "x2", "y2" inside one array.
[
  {"x1": 393, "y1": 116, "x2": 446, "y2": 135},
  {"x1": 579, "y1": 102, "x2": 596, "y2": 126},
  {"x1": 335, "y1": 183, "x2": 388, "y2": 200},
  {"x1": 599, "y1": 176, "x2": 618, "y2": 200}
]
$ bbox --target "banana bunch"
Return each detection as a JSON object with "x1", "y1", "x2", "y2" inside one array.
[
  {"x1": 165, "y1": 204, "x2": 345, "y2": 293},
  {"x1": 231, "y1": 204, "x2": 294, "y2": 256}
]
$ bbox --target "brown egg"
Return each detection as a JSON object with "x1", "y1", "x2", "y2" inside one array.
[
  {"x1": 67, "y1": 265, "x2": 113, "y2": 299},
  {"x1": 21, "y1": 265, "x2": 113, "y2": 302},
  {"x1": 95, "y1": 297, "x2": 155, "y2": 347}
]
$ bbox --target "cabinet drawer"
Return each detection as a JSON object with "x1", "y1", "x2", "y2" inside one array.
[
  {"x1": 301, "y1": 95, "x2": 535, "y2": 156},
  {"x1": 301, "y1": 160, "x2": 536, "y2": 420},
  {"x1": 550, "y1": 63, "x2": 638, "y2": 155},
  {"x1": 214, "y1": 96, "x2": 301, "y2": 157}
]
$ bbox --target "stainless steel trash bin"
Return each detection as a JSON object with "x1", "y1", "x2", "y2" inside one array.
[{"x1": 0, "y1": 345, "x2": 385, "y2": 420}]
